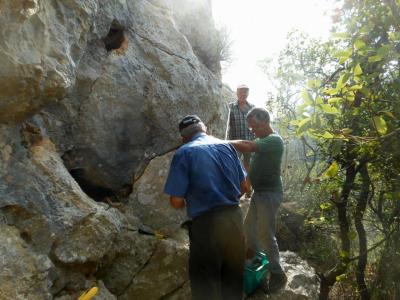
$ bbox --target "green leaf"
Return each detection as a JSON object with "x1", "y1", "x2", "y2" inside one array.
[
  {"x1": 335, "y1": 48, "x2": 352, "y2": 64},
  {"x1": 345, "y1": 93, "x2": 355, "y2": 102},
  {"x1": 368, "y1": 55, "x2": 382, "y2": 62},
  {"x1": 328, "y1": 97, "x2": 342, "y2": 104},
  {"x1": 377, "y1": 44, "x2": 392, "y2": 57},
  {"x1": 373, "y1": 116, "x2": 388, "y2": 135},
  {"x1": 354, "y1": 75, "x2": 362, "y2": 83},
  {"x1": 301, "y1": 91, "x2": 313, "y2": 105},
  {"x1": 289, "y1": 119, "x2": 301, "y2": 126},
  {"x1": 322, "y1": 131, "x2": 334, "y2": 139},
  {"x1": 352, "y1": 108, "x2": 361, "y2": 116},
  {"x1": 307, "y1": 79, "x2": 321, "y2": 89},
  {"x1": 337, "y1": 73, "x2": 350, "y2": 89},
  {"x1": 379, "y1": 111, "x2": 395, "y2": 119},
  {"x1": 336, "y1": 274, "x2": 347, "y2": 282},
  {"x1": 331, "y1": 140, "x2": 343, "y2": 156},
  {"x1": 389, "y1": 31, "x2": 400, "y2": 42},
  {"x1": 324, "y1": 88, "x2": 339, "y2": 95},
  {"x1": 349, "y1": 84, "x2": 363, "y2": 91},
  {"x1": 339, "y1": 250, "x2": 349, "y2": 259},
  {"x1": 297, "y1": 117, "x2": 311, "y2": 135},
  {"x1": 341, "y1": 128, "x2": 353, "y2": 135},
  {"x1": 353, "y1": 64, "x2": 363, "y2": 76},
  {"x1": 324, "y1": 161, "x2": 339, "y2": 178},
  {"x1": 354, "y1": 39, "x2": 366, "y2": 50},
  {"x1": 320, "y1": 104, "x2": 339, "y2": 114},
  {"x1": 360, "y1": 87, "x2": 371, "y2": 97},
  {"x1": 339, "y1": 56, "x2": 349, "y2": 64},
  {"x1": 320, "y1": 203, "x2": 331, "y2": 210}
]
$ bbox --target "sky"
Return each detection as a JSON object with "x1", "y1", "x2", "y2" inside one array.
[{"x1": 212, "y1": 0, "x2": 337, "y2": 107}]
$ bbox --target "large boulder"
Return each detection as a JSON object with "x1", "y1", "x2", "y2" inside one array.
[
  {"x1": 38, "y1": 0, "x2": 228, "y2": 196},
  {"x1": 0, "y1": 126, "x2": 124, "y2": 297},
  {"x1": 0, "y1": 0, "x2": 228, "y2": 196},
  {"x1": 125, "y1": 151, "x2": 187, "y2": 237},
  {"x1": 0, "y1": 1, "x2": 228, "y2": 298}
]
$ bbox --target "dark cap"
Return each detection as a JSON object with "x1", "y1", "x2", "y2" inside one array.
[{"x1": 178, "y1": 115, "x2": 202, "y2": 131}]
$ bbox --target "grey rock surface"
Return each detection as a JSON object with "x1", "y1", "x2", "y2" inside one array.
[
  {"x1": 118, "y1": 238, "x2": 189, "y2": 300},
  {"x1": 0, "y1": 225, "x2": 53, "y2": 300},
  {"x1": 249, "y1": 251, "x2": 319, "y2": 300},
  {"x1": 0, "y1": 0, "x2": 226, "y2": 298},
  {"x1": 125, "y1": 151, "x2": 187, "y2": 237}
]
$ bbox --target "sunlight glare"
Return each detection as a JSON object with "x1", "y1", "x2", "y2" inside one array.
[{"x1": 212, "y1": 0, "x2": 336, "y2": 107}]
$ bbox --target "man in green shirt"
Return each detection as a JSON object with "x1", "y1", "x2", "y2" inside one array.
[{"x1": 230, "y1": 107, "x2": 287, "y2": 292}]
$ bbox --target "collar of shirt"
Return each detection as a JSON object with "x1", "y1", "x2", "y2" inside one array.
[{"x1": 189, "y1": 132, "x2": 206, "y2": 142}]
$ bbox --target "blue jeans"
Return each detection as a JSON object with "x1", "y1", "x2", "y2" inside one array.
[{"x1": 244, "y1": 191, "x2": 284, "y2": 274}]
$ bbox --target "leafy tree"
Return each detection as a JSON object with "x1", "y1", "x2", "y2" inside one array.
[{"x1": 261, "y1": 1, "x2": 400, "y2": 298}]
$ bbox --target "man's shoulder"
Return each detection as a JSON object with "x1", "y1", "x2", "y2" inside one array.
[
  {"x1": 258, "y1": 133, "x2": 284, "y2": 146},
  {"x1": 264, "y1": 133, "x2": 283, "y2": 140}
]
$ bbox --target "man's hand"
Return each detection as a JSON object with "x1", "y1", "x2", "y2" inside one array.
[{"x1": 170, "y1": 196, "x2": 185, "y2": 209}]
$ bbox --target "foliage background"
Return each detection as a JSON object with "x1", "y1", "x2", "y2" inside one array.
[{"x1": 261, "y1": 0, "x2": 400, "y2": 298}]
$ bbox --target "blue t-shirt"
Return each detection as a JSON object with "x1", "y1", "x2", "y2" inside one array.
[{"x1": 164, "y1": 133, "x2": 246, "y2": 218}]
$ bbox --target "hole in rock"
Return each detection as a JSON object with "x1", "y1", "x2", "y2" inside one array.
[
  {"x1": 69, "y1": 168, "x2": 115, "y2": 201},
  {"x1": 20, "y1": 231, "x2": 32, "y2": 243},
  {"x1": 104, "y1": 20, "x2": 126, "y2": 52}
]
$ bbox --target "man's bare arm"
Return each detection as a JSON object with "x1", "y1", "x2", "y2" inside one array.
[
  {"x1": 170, "y1": 196, "x2": 186, "y2": 209},
  {"x1": 230, "y1": 140, "x2": 258, "y2": 153},
  {"x1": 240, "y1": 180, "x2": 249, "y2": 194}
]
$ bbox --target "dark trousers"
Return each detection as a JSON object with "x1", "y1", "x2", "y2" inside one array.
[{"x1": 189, "y1": 205, "x2": 245, "y2": 300}]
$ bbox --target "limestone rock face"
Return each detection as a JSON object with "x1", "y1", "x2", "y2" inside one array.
[
  {"x1": 126, "y1": 151, "x2": 187, "y2": 237},
  {"x1": 39, "y1": 0, "x2": 228, "y2": 195},
  {"x1": 118, "y1": 238, "x2": 189, "y2": 300},
  {"x1": 170, "y1": 0, "x2": 222, "y2": 76},
  {"x1": 0, "y1": 0, "x2": 227, "y2": 298},
  {"x1": 0, "y1": 0, "x2": 97, "y2": 123},
  {"x1": 1, "y1": 0, "x2": 228, "y2": 195},
  {"x1": 0, "y1": 225, "x2": 52, "y2": 300}
]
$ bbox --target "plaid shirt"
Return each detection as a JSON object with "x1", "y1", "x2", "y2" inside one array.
[{"x1": 228, "y1": 101, "x2": 255, "y2": 140}]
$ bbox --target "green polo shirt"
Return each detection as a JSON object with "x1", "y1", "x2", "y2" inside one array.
[{"x1": 249, "y1": 133, "x2": 284, "y2": 192}]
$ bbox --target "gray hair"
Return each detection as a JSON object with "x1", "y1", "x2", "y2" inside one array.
[
  {"x1": 246, "y1": 107, "x2": 270, "y2": 124},
  {"x1": 237, "y1": 86, "x2": 249, "y2": 97},
  {"x1": 180, "y1": 122, "x2": 207, "y2": 138}
]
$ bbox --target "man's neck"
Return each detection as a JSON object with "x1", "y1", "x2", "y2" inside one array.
[
  {"x1": 259, "y1": 127, "x2": 274, "y2": 138},
  {"x1": 183, "y1": 132, "x2": 206, "y2": 143},
  {"x1": 237, "y1": 98, "x2": 247, "y2": 106}
]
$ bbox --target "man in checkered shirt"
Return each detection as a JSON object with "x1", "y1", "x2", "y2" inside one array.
[{"x1": 227, "y1": 84, "x2": 255, "y2": 196}]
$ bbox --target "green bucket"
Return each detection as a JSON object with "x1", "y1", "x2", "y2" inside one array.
[{"x1": 244, "y1": 251, "x2": 269, "y2": 296}]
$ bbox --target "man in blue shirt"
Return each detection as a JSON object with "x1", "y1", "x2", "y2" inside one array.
[{"x1": 164, "y1": 115, "x2": 248, "y2": 300}]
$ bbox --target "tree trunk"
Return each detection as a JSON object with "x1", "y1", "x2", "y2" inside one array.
[
  {"x1": 354, "y1": 164, "x2": 370, "y2": 300},
  {"x1": 319, "y1": 164, "x2": 356, "y2": 300}
]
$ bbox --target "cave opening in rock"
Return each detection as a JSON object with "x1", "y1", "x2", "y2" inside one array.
[
  {"x1": 104, "y1": 20, "x2": 126, "y2": 52},
  {"x1": 69, "y1": 168, "x2": 115, "y2": 201}
]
